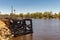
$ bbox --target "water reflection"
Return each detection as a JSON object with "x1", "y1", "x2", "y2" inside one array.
[{"x1": 12, "y1": 33, "x2": 33, "y2": 40}]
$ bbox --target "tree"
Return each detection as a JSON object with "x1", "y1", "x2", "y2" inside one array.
[{"x1": 19, "y1": 13, "x2": 23, "y2": 18}]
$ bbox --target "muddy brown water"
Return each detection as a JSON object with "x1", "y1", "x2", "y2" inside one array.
[{"x1": 12, "y1": 19, "x2": 60, "y2": 40}]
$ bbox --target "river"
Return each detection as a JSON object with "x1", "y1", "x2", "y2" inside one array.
[{"x1": 12, "y1": 19, "x2": 60, "y2": 40}]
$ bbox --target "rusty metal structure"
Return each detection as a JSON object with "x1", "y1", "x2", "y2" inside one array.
[{"x1": 9, "y1": 18, "x2": 33, "y2": 37}]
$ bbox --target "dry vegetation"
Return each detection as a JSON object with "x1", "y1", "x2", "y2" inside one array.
[{"x1": 0, "y1": 20, "x2": 13, "y2": 40}]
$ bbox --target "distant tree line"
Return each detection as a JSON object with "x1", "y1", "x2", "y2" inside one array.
[{"x1": 0, "y1": 11, "x2": 60, "y2": 19}]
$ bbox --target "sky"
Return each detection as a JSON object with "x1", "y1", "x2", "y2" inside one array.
[{"x1": 0, "y1": 0, "x2": 60, "y2": 14}]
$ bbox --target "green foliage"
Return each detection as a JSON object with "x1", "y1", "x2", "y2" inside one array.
[{"x1": 1, "y1": 11, "x2": 60, "y2": 19}]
